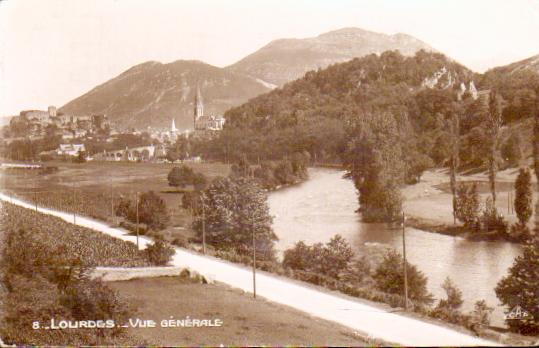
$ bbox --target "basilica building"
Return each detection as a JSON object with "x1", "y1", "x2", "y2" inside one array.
[{"x1": 193, "y1": 86, "x2": 225, "y2": 131}]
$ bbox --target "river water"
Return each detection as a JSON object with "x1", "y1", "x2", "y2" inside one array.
[{"x1": 267, "y1": 167, "x2": 522, "y2": 326}]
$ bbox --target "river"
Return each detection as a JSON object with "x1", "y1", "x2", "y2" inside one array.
[{"x1": 267, "y1": 167, "x2": 523, "y2": 327}]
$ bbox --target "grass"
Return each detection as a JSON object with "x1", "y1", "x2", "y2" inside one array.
[
  {"x1": 109, "y1": 276, "x2": 369, "y2": 346},
  {"x1": 1, "y1": 160, "x2": 231, "y2": 244}
]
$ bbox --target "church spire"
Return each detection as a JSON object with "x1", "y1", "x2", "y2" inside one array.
[
  {"x1": 194, "y1": 83, "x2": 204, "y2": 118},
  {"x1": 171, "y1": 118, "x2": 177, "y2": 132}
]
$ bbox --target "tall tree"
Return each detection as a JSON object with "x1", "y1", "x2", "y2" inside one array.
[
  {"x1": 345, "y1": 112, "x2": 404, "y2": 222},
  {"x1": 449, "y1": 108, "x2": 460, "y2": 224},
  {"x1": 495, "y1": 208, "x2": 539, "y2": 334},
  {"x1": 193, "y1": 176, "x2": 277, "y2": 260},
  {"x1": 514, "y1": 168, "x2": 532, "y2": 227},
  {"x1": 487, "y1": 90, "x2": 503, "y2": 204},
  {"x1": 534, "y1": 111, "x2": 539, "y2": 185}
]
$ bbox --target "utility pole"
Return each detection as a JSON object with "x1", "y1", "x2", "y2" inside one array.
[
  {"x1": 34, "y1": 191, "x2": 38, "y2": 211},
  {"x1": 507, "y1": 191, "x2": 510, "y2": 215},
  {"x1": 72, "y1": 185, "x2": 76, "y2": 224},
  {"x1": 402, "y1": 211, "x2": 408, "y2": 311},
  {"x1": 135, "y1": 191, "x2": 139, "y2": 249},
  {"x1": 201, "y1": 194, "x2": 206, "y2": 254},
  {"x1": 110, "y1": 179, "x2": 114, "y2": 221},
  {"x1": 252, "y1": 218, "x2": 257, "y2": 299}
]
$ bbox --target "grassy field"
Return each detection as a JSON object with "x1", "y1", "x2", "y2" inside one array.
[
  {"x1": 109, "y1": 276, "x2": 368, "y2": 346},
  {"x1": 1, "y1": 201, "x2": 150, "y2": 267},
  {"x1": 0, "y1": 160, "x2": 230, "y2": 244}
]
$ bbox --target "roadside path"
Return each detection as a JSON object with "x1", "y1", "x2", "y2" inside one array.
[{"x1": 0, "y1": 192, "x2": 499, "y2": 346}]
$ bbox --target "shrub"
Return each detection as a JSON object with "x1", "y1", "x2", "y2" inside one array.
[
  {"x1": 508, "y1": 223, "x2": 531, "y2": 242},
  {"x1": 470, "y1": 299, "x2": 494, "y2": 327},
  {"x1": 438, "y1": 277, "x2": 464, "y2": 310},
  {"x1": 479, "y1": 197, "x2": 508, "y2": 233},
  {"x1": 0, "y1": 217, "x2": 134, "y2": 345},
  {"x1": 283, "y1": 241, "x2": 312, "y2": 271},
  {"x1": 145, "y1": 236, "x2": 175, "y2": 266},
  {"x1": 116, "y1": 191, "x2": 169, "y2": 230},
  {"x1": 455, "y1": 182, "x2": 480, "y2": 228},
  {"x1": 372, "y1": 249, "x2": 433, "y2": 305},
  {"x1": 282, "y1": 235, "x2": 353, "y2": 279}
]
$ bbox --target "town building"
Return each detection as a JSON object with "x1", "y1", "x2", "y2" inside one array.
[
  {"x1": 193, "y1": 85, "x2": 225, "y2": 132},
  {"x1": 56, "y1": 143, "x2": 86, "y2": 156}
]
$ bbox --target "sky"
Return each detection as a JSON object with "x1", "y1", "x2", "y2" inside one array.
[{"x1": 1, "y1": 0, "x2": 539, "y2": 117}]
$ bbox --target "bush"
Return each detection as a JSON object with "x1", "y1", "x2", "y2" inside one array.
[
  {"x1": 438, "y1": 277, "x2": 464, "y2": 310},
  {"x1": 115, "y1": 191, "x2": 169, "y2": 230},
  {"x1": 455, "y1": 182, "x2": 480, "y2": 228},
  {"x1": 470, "y1": 299, "x2": 494, "y2": 328},
  {"x1": 0, "y1": 219, "x2": 134, "y2": 345},
  {"x1": 479, "y1": 197, "x2": 508, "y2": 233},
  {"x1": 283, "y1": 235, "x2": 353, "y2": 279},
  {"x1": 372, "y1": 249, "x2": 433, "y2": 305},
  {"x1": 508, "y1": 223, "x2": 531, "y2": 242},
  {"x1": 430, "y1": 277, "x2": 465, "y2": 324},
  {"x1": 145, "y1": 237, "x2": 175, "y2": 266}
]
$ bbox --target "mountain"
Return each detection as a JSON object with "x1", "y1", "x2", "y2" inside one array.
[
  {"x1": 59, "y1": 60, "x2": 270, "y2": 130},
  {"x1": 226, "y1": 27, "x2": 437, "y2": 87},
  {"x1": 479, "y1": 53, "x2": 539, "y2": 124},
  {"x1": 487, "y1": 54, "x2": 539, "y2": 75},
  {"x1": 206, "y1": 50, "x2": 475, "y2": 165}
]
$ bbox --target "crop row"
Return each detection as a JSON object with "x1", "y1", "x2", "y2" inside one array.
[{"x1": 1, "y1": 201, "x2": 149, "y2": 267}]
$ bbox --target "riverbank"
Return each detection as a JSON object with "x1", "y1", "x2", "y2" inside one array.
[{"x1": 402, "y1": 168, "x2": 534, "y2": 243}]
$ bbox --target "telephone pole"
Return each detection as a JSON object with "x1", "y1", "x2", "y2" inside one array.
[
  {"x1": 201, "y1": 194, "x2": 206, "y2": 254},
  {"x1": 402, "y1": 211, "x2": 409, "y2": 311},
  {"x1": 72, "y1": 184, "x2": 76, "y2": 224},
  {"x1": 252, "y1": 225, "x2": 256, "y2": 299},
  {"x1": 135, "y1": 191, "x2": 139, "y2": 249},
  {"x1": 110, "y1": 179, "x2": 114, "y2": 221}
]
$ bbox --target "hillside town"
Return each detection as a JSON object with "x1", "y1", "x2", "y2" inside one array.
[{"x1": 0, "y1": 87, "x2": 224, "y2": 162}]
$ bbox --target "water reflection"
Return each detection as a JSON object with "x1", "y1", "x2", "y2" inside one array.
[{"x1": 268, "y1": 167, "x2": 522, "y2": 326}]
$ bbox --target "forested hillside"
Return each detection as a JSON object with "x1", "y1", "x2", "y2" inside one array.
[{"x1": 200, "y1": 50, "x2": 539, "y2": 221}]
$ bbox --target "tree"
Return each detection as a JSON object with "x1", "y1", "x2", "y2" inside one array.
[
  {"x1": 145, "y1": 236, "x2": 175, "y2": 265},
  {"x1": 534, "y1": 112, "x2": 539, "y2": 184},
  {"x1": 501, "y1": 133, "x2": 522, "y2": 167},
  {"x1": 282, "y1": 235, "x2": 353, "y2": 279},
  {"x1": 74, "y1": 150, "x2": 86, "y2": 163},
  {"x1": 116, "y1": 191, "x2": 169, "y2": 230},
  {"x1": 449, "y1": 110, "x2": 460, "y2": 224},
  {"x1": 437, "y1": 277, "x2": 463, "y2": 310},
  {"x1": 486, "y1": 90, "x2": 503, "y2": 204},
  {"x1": 193, "y1": 176, "x2": 277, "y2": 260},
  {"x1": 283, "y1": 241, "x2": 313, "y2": 271},
  {"x1": 167, "y1": 165, "x2": 195, "y2": 190},
  {"x1": 514, "y1": 168, "x2": 532, "y2": 226},
  {"x1": 495, "y1": 233, "x2": 539, "y2": 334},
  {"x1": 455, "y1": 182, "x2": 480, "y2": 229},
  {"x1": 373, "y1": 249, "x2": 433, "y2": 305},
  {"x1": 136, "y1": 191, "x2": 169, "y2": 229},
  {"x1": 345, "y1": 112, "x2": 404, "y2": 222},
  {"x1": 231, "y1": 155, "x2": 251, "y2": 178},
  {"x1": 321, "y1": 235, "x2": 353, "y2": 279}
]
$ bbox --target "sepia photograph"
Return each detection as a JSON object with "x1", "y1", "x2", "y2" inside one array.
[{"x1": 0, "y1": 0, "x2": 539, "y2": 346}]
